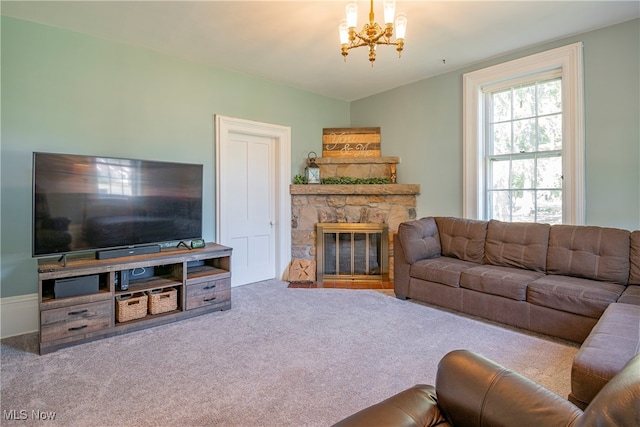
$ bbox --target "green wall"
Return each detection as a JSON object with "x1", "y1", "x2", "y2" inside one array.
[
  {"x1": 2, "y1": 16, "x2": 639, "y2": 299},
  {"x1": 1, "y1": 17, "x2": 350, "y2": 298},
  {"x1": 351, "y1": 18, "x2": 640, "y2": 231}
]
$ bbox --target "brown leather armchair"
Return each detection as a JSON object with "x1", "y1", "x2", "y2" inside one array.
[{"x1": 333, "y1": 350, "x2": 640, "y2": 427}]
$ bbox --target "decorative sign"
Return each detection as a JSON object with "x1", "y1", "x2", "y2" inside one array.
[{"x1": 322, "y1": 127, "x2": 381, "y2": 158}]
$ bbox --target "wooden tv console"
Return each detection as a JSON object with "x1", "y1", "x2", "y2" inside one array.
[{"x1": 37, "y1": 243, "x2": 232, "y2": 355}]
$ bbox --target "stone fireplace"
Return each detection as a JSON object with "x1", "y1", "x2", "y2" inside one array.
[{"x1": 290, "y1": 156, "x2": 420, "y2": 282}]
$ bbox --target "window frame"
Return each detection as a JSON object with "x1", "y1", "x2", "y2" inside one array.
[{"x1": 463, "y1": 42, "x2": 585, "y2": 224}]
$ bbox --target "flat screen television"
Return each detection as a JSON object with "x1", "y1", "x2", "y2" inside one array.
[{"x1": 33, "y1": 152, "x2": 203, "y2": 258}]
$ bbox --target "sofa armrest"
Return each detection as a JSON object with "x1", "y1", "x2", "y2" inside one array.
[
  {"x1": 436, "y1": 350, "x2": 582, "y2": 427},
  {"x1": 394, "y1": 235, "x2": 411, "y2": 299},
  {"x1": 397, "y1": 217, "x2": 441, "y2": 264},
  {"x1": 332, "y1": 385, "x2": 450, "y2": 427}
]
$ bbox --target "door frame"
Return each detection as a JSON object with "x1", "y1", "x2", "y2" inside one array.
[{"x1": 214, "y1": 115, "x2": 291, "y2": 284}]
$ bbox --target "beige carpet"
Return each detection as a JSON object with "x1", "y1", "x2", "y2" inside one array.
[{"x1": 1, "y1": 280, "x2": 578, "y2": 426}]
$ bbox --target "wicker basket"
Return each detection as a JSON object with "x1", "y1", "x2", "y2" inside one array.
[
  {"x1": 115, "y1": 292, "x2": 148, "y2": 323},
  {"x1": 147, "y1": 287, "x2": 178, "y2": 315}
]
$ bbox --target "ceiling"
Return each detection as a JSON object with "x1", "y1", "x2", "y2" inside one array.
[{"x1": 2, "y1": 1, "x2": 638, "y2": 101}]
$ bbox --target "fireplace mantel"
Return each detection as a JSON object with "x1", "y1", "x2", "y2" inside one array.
[{"x1": 290, "y1": 184, "x2": 420, "y2": 196}]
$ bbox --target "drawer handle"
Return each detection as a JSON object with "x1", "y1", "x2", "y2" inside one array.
[
  {"x1": 203, "y1": 297, "x2": 217, "y2": 302},
  {"x1": 68, "y1": 309, "x2": 88, "y2": 316},
  {"x1": 68, "y1": 325, "x2": 88, "y2": 332},
  {"x1": 203, "y1": 284, "x2": 217, "y2": 290}
]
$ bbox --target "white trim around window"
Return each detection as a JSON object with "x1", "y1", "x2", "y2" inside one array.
[{"x1": 463, "y1": 42, "x2": 585, "y2": 224}]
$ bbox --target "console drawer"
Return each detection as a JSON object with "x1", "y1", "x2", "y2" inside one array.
[
  {"x1": 186, "y1": 278, "x2": 231, "y2": 310},
  {"x1": 41, "y1": 300, "x2": 112, "y2": 342}
]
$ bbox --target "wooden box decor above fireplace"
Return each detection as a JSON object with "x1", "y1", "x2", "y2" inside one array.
[
  {"x1": 322, "y1": 127, "x2": 380, "y2": 158},
  {"x1": 316, "y1": 223, "x2": 389, "y2": 282}
]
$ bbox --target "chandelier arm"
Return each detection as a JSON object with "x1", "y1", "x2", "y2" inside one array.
[
  {"x1": 348, "y1": 35, "x2": 400, "y2": 50},
  {"x1": 375, "y1": 39, "x2": 399, "y2": 46},
  {"x1": 347, "y1": 38, "x2": 369, "y2": 50},
  {"x1": 352, "y1": 27, "x2": 387, "y2": 45}
]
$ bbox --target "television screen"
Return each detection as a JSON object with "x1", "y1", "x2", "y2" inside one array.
[{"x1": 33, "y1": 152, "x2": 203, "y2": 257}]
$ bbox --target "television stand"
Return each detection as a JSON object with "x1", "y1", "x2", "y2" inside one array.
[{"x1": 37, "y1": 242, "x2": 232, "y2": 354}]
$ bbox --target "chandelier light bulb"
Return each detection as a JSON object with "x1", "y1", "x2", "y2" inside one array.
[
  {"x1": 339, "y1": 20, "x2": 349, "y2": 44},
  {"x1": 383, "y1": 0, "x2": 396, "y2": 25},
  {"x1": 345, "y1": 2, "x2": 358, "y2": 28},
  {"x1": 395, "y1": 13, "x2": 407, "y2": 39}
]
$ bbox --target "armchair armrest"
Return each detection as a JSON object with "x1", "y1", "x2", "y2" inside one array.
[
  {"x1": 332, "y1": 385, "x2": 450, "y2": 427},
  {"x1": 436, "y1": 350, "x2": 582, "y2": 427}
]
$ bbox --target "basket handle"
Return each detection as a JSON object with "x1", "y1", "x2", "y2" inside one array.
[
  {"x1": 160, "y1": 294, "x2": 170, "y2": 299},
  {"x1": 127, "y1": 300, "x2": 140, "y2": 306}
]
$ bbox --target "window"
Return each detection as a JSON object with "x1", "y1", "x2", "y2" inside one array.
[
  {"x1": 486, "y1": 75, "x2": 563, "y2": 223},
  {"x1": 463, "y1": 43, "x2": 584, "y2": 224}
]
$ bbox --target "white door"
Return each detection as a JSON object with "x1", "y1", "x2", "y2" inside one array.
[
  {"x1": 226, "y1": 132, "x2": 275, "y2": 284},
  {"x1": 216, "y1": 116, "x2": 292, "y2": 287}
]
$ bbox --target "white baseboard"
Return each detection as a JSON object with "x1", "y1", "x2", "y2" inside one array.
[{"x1": 1, "y1": 293, "x2": 38, "y2": 339}]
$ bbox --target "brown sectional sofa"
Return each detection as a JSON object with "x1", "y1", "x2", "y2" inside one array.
[
  {"x1": 395, "y1": 217, "x2": 639, "y2": 342},
  {"x1": 394, "y1": 216, "x2": 640, "y2": 408}
]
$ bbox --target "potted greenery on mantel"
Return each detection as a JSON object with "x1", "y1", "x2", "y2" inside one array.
[{"x1": 292, "y1": 175, "x2": 390, "y2": 185}]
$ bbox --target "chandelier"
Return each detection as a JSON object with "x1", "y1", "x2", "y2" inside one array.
[{"x1": 339, "y1": 0, "x2": 407, "y2": 65}]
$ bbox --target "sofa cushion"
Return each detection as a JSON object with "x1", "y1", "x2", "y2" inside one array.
[
  {"x1": 527, "y1": 275, "x2": 625, "y2": 318},
  {"x1": 546, "y1": 225, "x2": 630, "y2": 285},
  {"x1": 483, "y1": 220, "x2": 550, "y2": 272},
  {"x1": 460, "y1": 265, "x2": 545, "y2": 301},
  {"x1": 410, "y1": 257, "x2": 478, "y2": 288},
  {"x1": 629, "y1": 230, "x2": 640, "y2": 285},
  {"x1": 435, "y1": 217, "x2": 488, "y2": 264},
  {"x1": 569, "y1": 303, "x2": 640, "y2": 409},
  {"x1": 617, "y1": 285, "x2": 640, "y2": 305},
  {"x1": 397, "y1": 217, "x2": 441, "y2": 264}
]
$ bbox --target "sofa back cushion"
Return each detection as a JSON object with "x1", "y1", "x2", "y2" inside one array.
[
  {"x1": 397, "y1": 217, "x2": 441, "y2": 264},
  {"x1": 435, "y1": 217, "x2": 488, "y2": 264},
  {"x1": 629, "y1": 230, "x2": 640, "y2": 285},
  {"x1": 483, "y1": 220, "x2": 550, "y2": 272},
  {"x1": 547, "y1": 225, "x2": 630, "y2": 285}
]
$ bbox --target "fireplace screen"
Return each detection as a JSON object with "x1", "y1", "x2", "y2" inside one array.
[{"x1": 316, "y1": 223, "x2": 388, "y2": 281}]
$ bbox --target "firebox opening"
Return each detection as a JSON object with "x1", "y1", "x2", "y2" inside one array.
[{"x1": 316, "y1": 223, "x2": 389, "y2": 282}]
